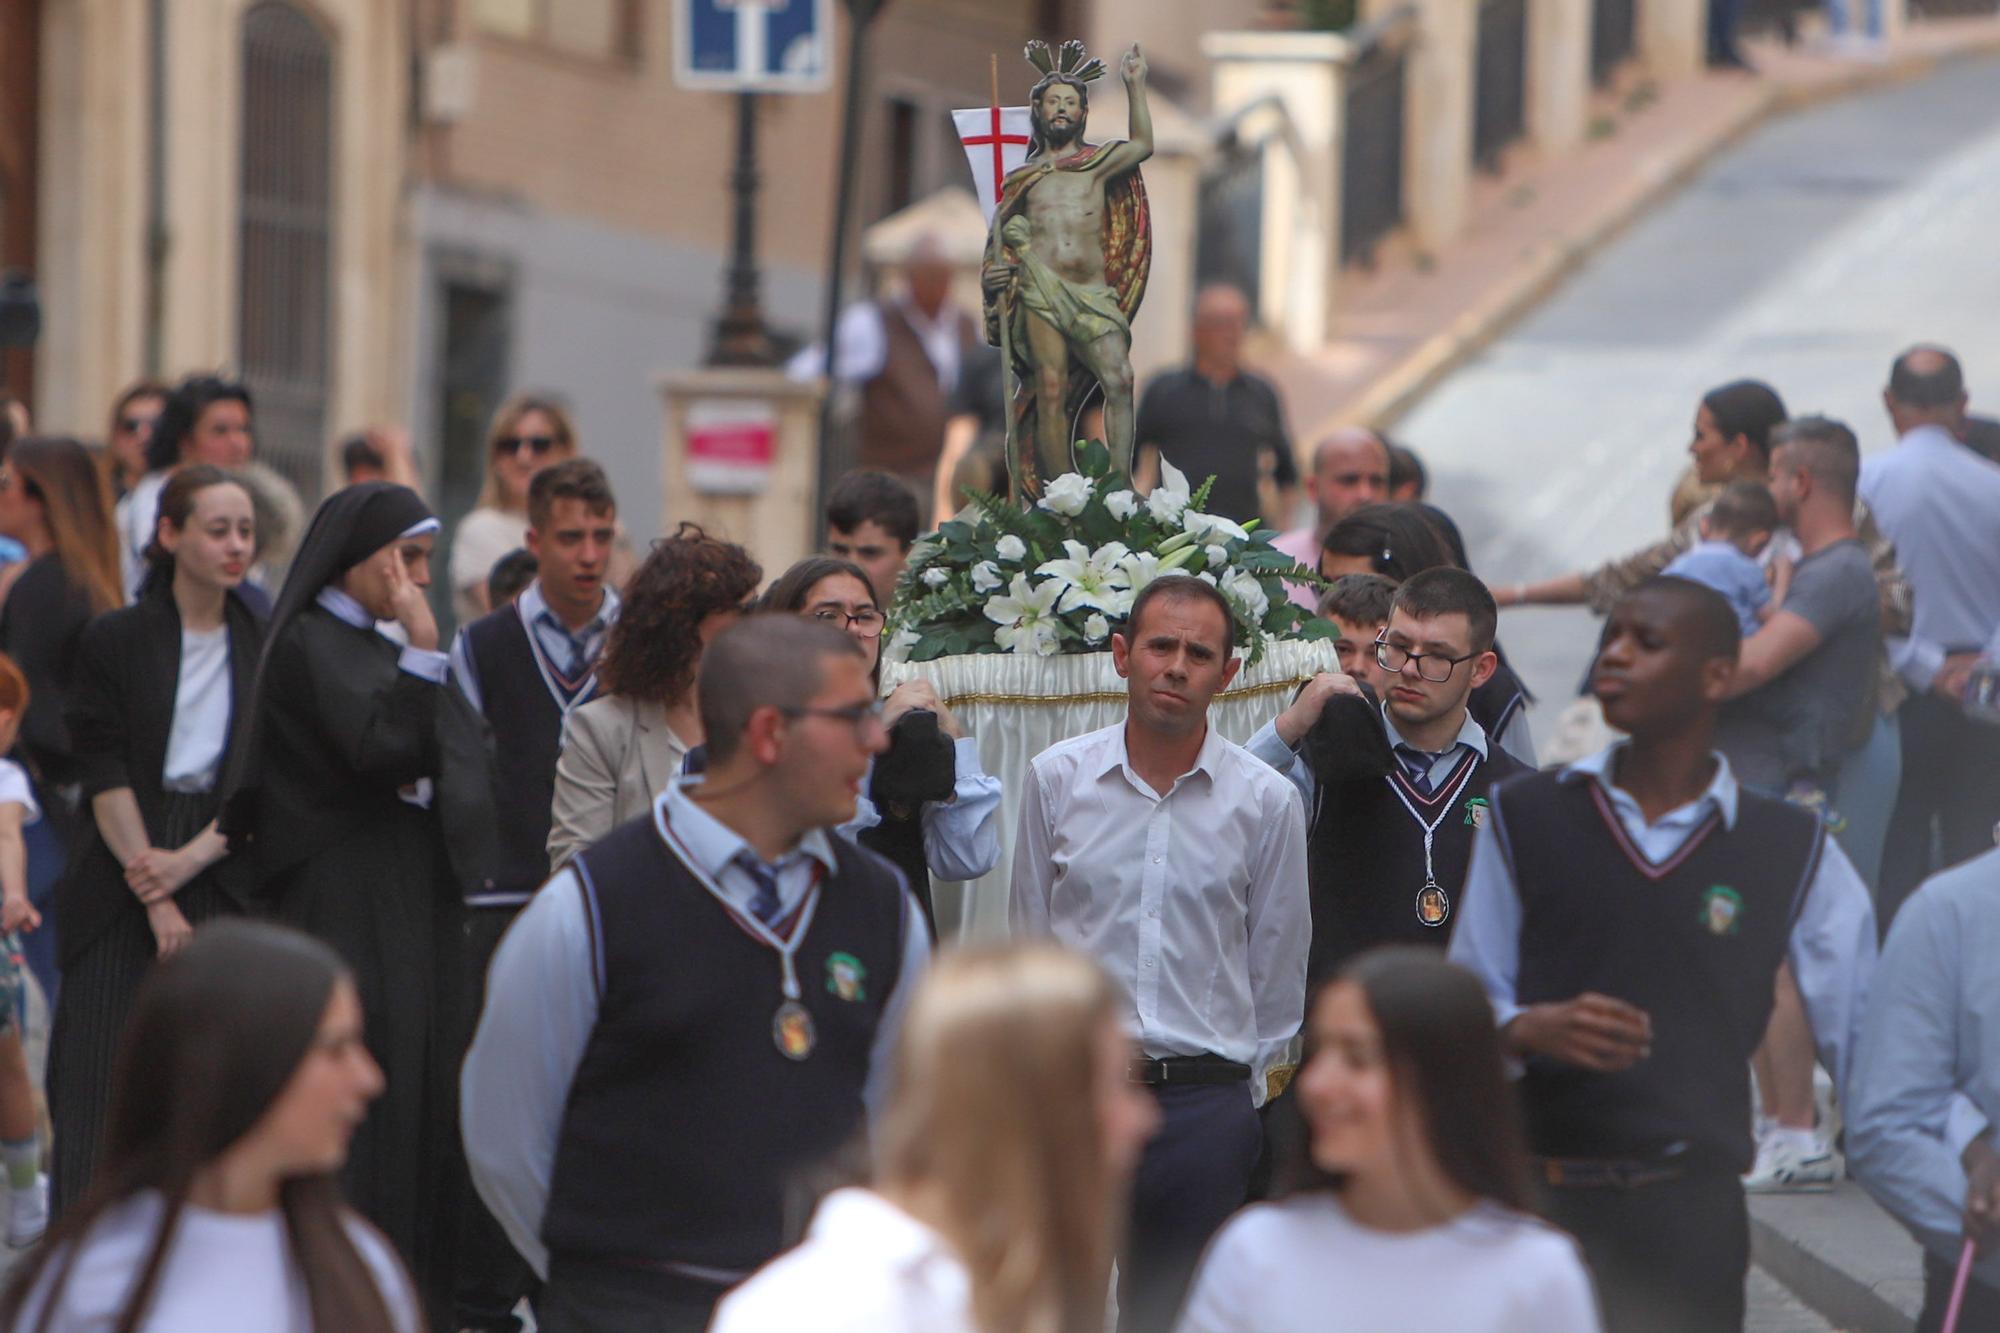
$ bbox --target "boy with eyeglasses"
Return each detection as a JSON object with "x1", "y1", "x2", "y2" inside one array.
[{"x1": 1247, "y1": 567, "x2": 1528, "y2": 979}]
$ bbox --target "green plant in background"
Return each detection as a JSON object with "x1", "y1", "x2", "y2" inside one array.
[
  {"x1": 888, "y1": 442, "x2": 1329, "y2": 665},
  {"x1": 1297, "y1": 0, "x2": 1361, "y2": 30}
]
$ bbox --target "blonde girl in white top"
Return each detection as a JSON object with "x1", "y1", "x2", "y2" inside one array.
[
  {"x1": 713, "y1": 943, "x2": 1160, "y2": 1333},
  {"x1": 1178, "y1": 948, "x2": 1601, "y2": 1333}
]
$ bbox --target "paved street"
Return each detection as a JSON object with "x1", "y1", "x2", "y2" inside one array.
[{"x1": 1400, "y1": 54, "x2": 2000, "y2": 727}]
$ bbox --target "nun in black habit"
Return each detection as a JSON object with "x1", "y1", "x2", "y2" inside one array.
[{"x1": 219, "y1": 482, "x2": 496, "y2": 1277}]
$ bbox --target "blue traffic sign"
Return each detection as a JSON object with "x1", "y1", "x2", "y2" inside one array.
[{"x1": 674, "y1": 0, "x2": 832, "y2": 92}]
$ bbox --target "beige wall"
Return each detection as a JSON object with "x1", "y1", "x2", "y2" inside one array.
[
  {"x1": 36, "y1": 0, "x2": 408, "y2": 460},
  {"x1": 432, "y1": 0, "x2": 1045, "y2": 273}
]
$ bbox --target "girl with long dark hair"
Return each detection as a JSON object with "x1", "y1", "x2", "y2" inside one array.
[
  {"x1": 50, "y1": 466, "x2": 265, "y2": 1214},
  {"x1": 0, "y1": 436, "x2": 125, "y2": 1000},
  {"x1": 2, "y1": 920, "x2": 418, "y2": 1331},
  {"x1": 219, "y1": 482, "x2": 495, "y2": 1277},
  {"x1": 1178, "y1": 949, "x2": 1599, "y2": 1332}
]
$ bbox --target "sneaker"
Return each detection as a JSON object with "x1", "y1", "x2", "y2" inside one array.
[
  {"x1": 1743, "y1": 1135, "x2": 1840, "y2": 1193},
  {"x1": 7, "y1": 1173, "x2": 46, "y2": 1248}
]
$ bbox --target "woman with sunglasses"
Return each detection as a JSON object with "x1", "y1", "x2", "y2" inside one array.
[
  {"x1": 448, "y1": 394, "x2": 578, "y2": 623},
  {"x1": 760, "y1": 558, "x2": 1000, "y2": 936},
  {"x1": 546, "y1": 525, "x2": 761, "y2": 871},
  {"x1": 1178, "y1": 948, "x2": 1599, "y2": 1333}
]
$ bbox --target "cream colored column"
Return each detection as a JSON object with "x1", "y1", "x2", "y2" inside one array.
[
  {"x1": 1203, "y1": 31, "x2": 1347, "y2": 350},
  {"x1": 320, "y1": 0, "x2": 414, "y2": 473},
  {"x1": 157, "y1": 0, "x2": 243, "y2": 374},
  {"x1": 1640, "y1": 0, "x2": 1706, "y2": 81},
  {"x1": 1368, "y1": 0, "x2": 1476, "y2": 253},
  {"x1": 659, "y1": 371, "x2": 828, "y2": 578},
  {"x1": 1530, "y1": 0, "x2": 1593, "y2": 156},
  {"x1": 35, "y1": 0, "x2": 150, "y2": 434}
]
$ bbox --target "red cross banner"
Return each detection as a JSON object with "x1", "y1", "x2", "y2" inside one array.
[{"x1": 952, "y1": 105, "x2": 1032, "y2": 223}]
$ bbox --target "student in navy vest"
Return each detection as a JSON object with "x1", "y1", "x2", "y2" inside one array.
[
  {"x1": 1011, "y1": 575, "x2": 1309, "y2": 1333},
  {"x1": 442, "y1": 459, "x2": 620, "y2": 1332},
  {"x1": 1247, "y1": 567, "x2": 1529, "y2": 980},
  {"x1": 1450, "y1": 577, "x2": 1877, "y2": 1333},
  {"x1": 461, "y1": 615, "x2": 928, "y2": 1333}
]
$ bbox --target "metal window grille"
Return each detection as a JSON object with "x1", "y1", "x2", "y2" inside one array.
[
  {"x1": 237, "y1": 1, "x2": 332, "y2": 504},
  {"x1": 1340, "y1": 41, "x2": 1406, "y2": 267},
  {"x1": 1591, "y1": 0, "x2": 1637, "y2": 85},
  {"x1": 1472, "y1": 0, "x2": 1528, "y2": 173}
]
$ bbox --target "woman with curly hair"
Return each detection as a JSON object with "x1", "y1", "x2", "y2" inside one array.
[{"x1": 545, "y1": 525, "x2": 760, "y2": 869}]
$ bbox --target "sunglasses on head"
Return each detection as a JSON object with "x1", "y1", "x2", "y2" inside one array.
[{"x1": 497, "y1": 435, "x2": 559, "y2": 457}]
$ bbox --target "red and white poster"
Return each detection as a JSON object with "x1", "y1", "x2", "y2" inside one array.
[{"x1": 685, "y1": 399, "x2": 777, "y2": 495}]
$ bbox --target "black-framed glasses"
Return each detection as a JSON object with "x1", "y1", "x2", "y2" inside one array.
[
  {"x1": 779, "y1": 700, "x2": 886, "y2": 740},
  {"x1": 810, "y1": 606, "x2": 886, "y2": 638},
  {"x1": 1375, "y1": 633, "x2": 1478, "y2": 683},
  {"x1": 496, "y1": 434, "x2": 559, "y2": 457}
]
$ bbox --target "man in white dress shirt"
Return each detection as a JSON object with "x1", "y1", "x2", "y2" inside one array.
[{"x1": 1010, "y1": 575, "x2": 1309, "y2": 1333}]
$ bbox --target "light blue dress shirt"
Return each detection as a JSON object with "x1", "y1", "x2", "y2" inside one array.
[
  {"x1": 1847, "y1": 847, "x2": 2000, "y2": 1285},
  {"x1": 448, "y1": 578, "x2": 621, "y2": 716},
  {"x1": 1246, "y1": 703, "x2": 1491, "y2": 811},
  {"x1": 314, "y1": 585, "x2": 450, "y2": 682},
  {"x1": 1447, "y1": 744, "x2": 1877, "y2": 1096},
  {"x1": 1859, "y1": 424, "x2": 2000, "y2": 691},
  {"x1": 460, "y1": 778, "x2": 931, "y2": 1279}
]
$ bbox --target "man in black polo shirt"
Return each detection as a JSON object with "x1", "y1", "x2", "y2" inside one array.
[
  {"x1": 1134, "y1": 284, "x2": 1297, "y2": 526},
  {"x1": 462, "y1": 616, "x2": 927, "y2": 1332},
  {"x1": 1451, "y1": 577, "x2": 1876, "y2": 1333}
]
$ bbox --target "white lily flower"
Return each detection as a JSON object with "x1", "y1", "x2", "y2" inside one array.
[
  {"x1": 1116, "y1": 549, "x2": 1163, "y2": 593},
  {"x1": 921, "y1": 566, "x2": 950, "y2": 589},
  {"x1": 984, "y1": 573, "x2": 1063, "y2": 656},
  {"x1": 995, "y1": 534, "x2": 1028, "y2": 562},
  {"x1": 1146, "y1": 458, "x2": 1191, "y2": 524},
  {"x1": 1037, "y1": 472, "x2": 1095, "y2": 517},
  {"x1": 1183, "y1": 509, "x2": 1251, "y2": 545},
  {"x1": 1104, "y1": 489, "x2": 1140, "y2": 521},
  {"x1": 1083, "y1": 612, "x2": 1111, "y2": 643},
  {"x1": 1221, "y1": 566, "x2": 1270, "y2": 621},
  {"x1": 1035, "y1": 540, "x2": 1133, "y2": 615},
  {"x1": 883, "y1": 626, "x2": 922, "y2": 663},
  {"x1": 1195, "y1": 571, "x2": 1219, "y2": 586},
  {"x1": 970, "y1": 560, "x2": 1003, "y2": 593}
]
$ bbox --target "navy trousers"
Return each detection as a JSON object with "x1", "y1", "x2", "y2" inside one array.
[
  {"x1": 1118, "y1": 1081, "x2": 1263, "y2": 1333},
  {"x1": 1918, "y1": 1248, "x2": 2000, "y2": 1333}
]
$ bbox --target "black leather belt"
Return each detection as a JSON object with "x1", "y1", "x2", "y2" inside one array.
[{"x1": 1129, "y1": 1054, "x2": 1252, "y2": 1086}]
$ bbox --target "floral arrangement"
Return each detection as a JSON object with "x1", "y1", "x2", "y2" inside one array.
[{"x1": 888, "y1": 441, "x2": 1330, "y2": 665}]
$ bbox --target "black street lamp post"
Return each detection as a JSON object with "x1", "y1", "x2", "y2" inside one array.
[{"x1": 707, "y1": 90, "x2": 779, "y2": 367}]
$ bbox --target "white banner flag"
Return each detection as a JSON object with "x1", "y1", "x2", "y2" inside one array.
[{"x1": 952, "y1": 106, "x2": 1032, "y2": 224}]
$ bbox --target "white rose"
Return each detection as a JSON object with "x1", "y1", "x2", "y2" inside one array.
[
  {"x1": 1037, "y1": 472, "x2": 1094, "y2": 518},
  {"x1": 970, "y1": 560, "x2": 1003, "y2": 593},
  {"x1": 884, "y1": 626, "x2": 922, "y2": 663},
  {"x1": 1204, "y1": 544, "x2": 1228, "y2": 569},
  {"x1": 1104, "y1": 489, "x2": 1140, "y2": 521},
  {"x1": 1196, "y1": 571, "x2": 1218, "y2": 587},
  {"x1": 1083, "y1": 613, "x2": 1111, "y2": 643},
  {"x1": 995, "y1": 535, "x2": 1028, "y2": 562},
  {"x1": 921, "y1": 567, "x2": 950, "y2": 588}
]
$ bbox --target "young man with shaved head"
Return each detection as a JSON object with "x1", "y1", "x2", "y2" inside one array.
[
  {"x1": 463, "y1": 617, "x2": 928, "y2": 1333},
  {"x1": 1273, "y1": 429, "x2": 1392, "y2": 610},
  {"x1": 1451, "y1": 577, "x2": 1876, "y2": 1333},
  {"x1": 1011, "y1": 575, "x2": 1307, "y2": 1332}
]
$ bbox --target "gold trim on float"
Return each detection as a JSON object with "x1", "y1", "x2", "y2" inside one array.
[{"x1": 939, "y1": 677, "x2": 1313, "y2": 708}]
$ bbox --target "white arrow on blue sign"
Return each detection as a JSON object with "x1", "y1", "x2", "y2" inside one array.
[{"x1": 673, "y1": 0, "x2": 833, "y2": 93}]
